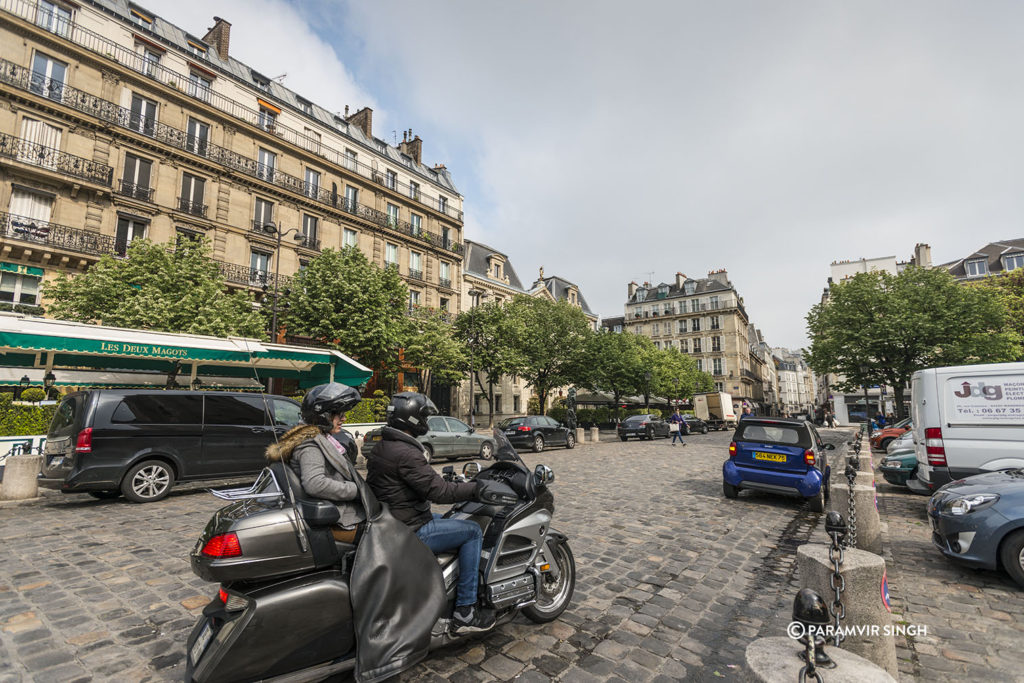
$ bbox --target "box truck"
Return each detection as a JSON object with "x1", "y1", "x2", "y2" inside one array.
[{"x1": 693, "y1": 392, "x2": 738, "y2": 431}]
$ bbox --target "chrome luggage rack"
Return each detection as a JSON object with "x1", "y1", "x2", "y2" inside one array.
[{"x1": 209, "y1": 467, "x2": 285, "y2": 502}]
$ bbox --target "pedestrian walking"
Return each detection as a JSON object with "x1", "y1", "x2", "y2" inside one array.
[{"x1": 668, "y1": 408, "x2": 687, "y2": 446}]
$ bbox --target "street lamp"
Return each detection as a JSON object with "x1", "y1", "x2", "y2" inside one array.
[
  {"x1": 673, "y1": 377, "x2": 680, "y2": 410},
  {"x1": 191, "y1": 377, "x2": 203, "y2": 391},
  {"x1": 858, "y1": 363, "x2": 870, "y2": 431},
  {"x1": 261, "y1": 221, "x2": 305, "y2": 341},
  {"x1": 467, "y1": 289, "x2": 487, "y2": 426},
  {"x1": 17, "y1": 374, "x2": 30, "y2": 401},
  {"x1": 43, "y1": 371, "x2": 56, "y2": 400}
]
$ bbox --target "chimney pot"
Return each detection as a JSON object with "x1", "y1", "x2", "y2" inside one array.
[{"x1": 202, "y1": 16, "x2": 232, "y2": 60}]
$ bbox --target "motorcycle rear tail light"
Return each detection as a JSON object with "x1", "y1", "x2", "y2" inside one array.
[
  {"x1": 218, "y1": 586, "x2": 248, "y2": 611},
  {"x1": 202, "y1": 533, "x2": 242, "y2": 558},
  {"x1": 729, "y1": 442, "x2": 737, "y2": 457},
  {"x1": 74, "y1": 428, "x2": 92, "y2": 454},
  {"x1": 804, "y1": 449, "x2": 815, "y2": 466}
]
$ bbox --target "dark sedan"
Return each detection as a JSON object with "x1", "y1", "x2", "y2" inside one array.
[
  {"x1": 617, "y1": 414, "x2": 671, "y2": 441},
  {"x1": 927, "y1": 468, "x2": 1024, "y2": 588},
  {"x1": 498, "y1": 415, "x2": 576, "y2": 453},
  {"x1": 680, "y1": 415, "x2": 709, "y2": 435}
]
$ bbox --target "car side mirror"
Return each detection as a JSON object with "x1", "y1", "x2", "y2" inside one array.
[
  {"x1": 463, "y1": 462, "x2": 481, "y2": 479},
  {"x1": 534, "y1": 464, "x2": 554, "y2": 486},
  {"x1": 825, "y1": 443, "x2": 835, "y2": 450},
  {"x1": 467, "y1": 426, "x2": 475, "y2": 434}
]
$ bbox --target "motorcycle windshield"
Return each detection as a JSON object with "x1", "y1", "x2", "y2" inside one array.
[{"x1": 492, "y1": 428, "x2": 525, "y2": 463}]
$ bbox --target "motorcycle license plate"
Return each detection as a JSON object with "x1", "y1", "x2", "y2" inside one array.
[
  {"x1": 190, "y1": 621, "x2": 213, "y2": 665},
  {"x1": 754, "y1": 452, "x2": 786, "y2": 462}
]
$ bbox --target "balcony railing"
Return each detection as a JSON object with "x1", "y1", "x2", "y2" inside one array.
[
  {"x1": 0, "y1": 57, "x2": 466, "y2": 255},
  {"x1": 0, "y1": 0, "x2": 465, "y2": 223},
  {"x1": 408, "y1": 268, "x2": 424, "y2": 281},
  {"x1": 296, "y1": 233, "x2": 320, "y2": 251},
  {"x1": 0, "y1": 132, "x2": 113, "y2": 185},
  {"x1": 216, "y1": 261, "x2": 291, "y2": 290},
  {"x1": 117, "y1": 179, "x2": 153, "y2": 201},
  {"x1": 1, "y1": 211, "x2": 118, "y2": 256},
  {"x1": 741, "y1": 368, "x2": 760, "y2": 381},
  {"x1": 177, "y1": 197, "x2": 207, "y2": 217},
  {"x1": 439, "y1": 277, "x2": 452, "y2": 289}
]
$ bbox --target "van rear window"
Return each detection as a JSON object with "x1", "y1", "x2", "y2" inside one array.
[
  {"x1": 48, "y1": 395, "x2": 83, "y2": 437},
  {"x1": 111, "y1": 395, "x2": 203, "y2": 424}
]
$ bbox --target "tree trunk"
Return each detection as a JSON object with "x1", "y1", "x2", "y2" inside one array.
[
  {"x1": 422, "y1": 368, "x2": 433, "y2": 395},
  {"x1": 473, "y1": 371, "x2": 493, "y2": 422},
  {"x1": 537, "y1": 387, "x2": 547, "y2": 415},
  {"x1": 487, "y1": 381, "x2": 495, "y2": 427},
  {"x1": 893, "y1": 384, "x2": 906, "y2": 420}
]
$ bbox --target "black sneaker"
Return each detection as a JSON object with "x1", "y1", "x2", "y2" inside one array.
[{"x1": 451, "y1": 605, "x2": 496, "y2": 634}]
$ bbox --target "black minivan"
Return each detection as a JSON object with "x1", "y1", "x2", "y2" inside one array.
[{"x1": 39, "y1": 390, "x2": 302, "y2": 503}]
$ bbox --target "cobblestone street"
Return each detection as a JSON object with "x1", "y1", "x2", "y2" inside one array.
[{"x1": 1, "y1": 429, "x2": 1021, "y2": 682}]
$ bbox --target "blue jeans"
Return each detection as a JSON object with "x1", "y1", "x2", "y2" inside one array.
[
  {"x1": 416, "y1": 514, "x2": 483, "y2": 607},
  {"x1": 671, "y1": 426, "x2": 685, "y2": 443}
]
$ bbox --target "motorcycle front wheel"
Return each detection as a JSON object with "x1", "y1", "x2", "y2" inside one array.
[{"x1": 523, "y1": 541, "x2": 576, "y2": 623}]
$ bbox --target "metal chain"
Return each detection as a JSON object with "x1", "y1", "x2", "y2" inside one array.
[
  {"x1": 827, "y1": 528, "x2": 846, "y2": 647},
  {"x1": 844, "y1": 464, "x2": 858, "y2": 550},
  {"x1": 798, "y1": 635, "x2": 824, "y2": 683}
]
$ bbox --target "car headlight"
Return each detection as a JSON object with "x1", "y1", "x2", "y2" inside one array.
[{"x1": 942, "y1": 493, "x2": 1000, "y2": 515}]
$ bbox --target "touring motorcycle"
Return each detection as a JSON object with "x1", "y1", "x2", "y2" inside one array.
[{"x1": 184, "y1": 429, "x2": 575, "y2": 682}]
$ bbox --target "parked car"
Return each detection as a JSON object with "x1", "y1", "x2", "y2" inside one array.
[
  {"x1": 38, "y1": 390, "x2": 302, "y2": 503},
  {"x1": 879, "y1": 449, "x2": 918, "y2": 487},
  {"x1": 498, "y1": 415, "x2": 576, "y2": 452},
  {"x1": 871, "y1": 418, "x2": 912, "y2": 451},
  {"x1": 617, "y1": 414, "x2": 671, "y2": 441},
  {"x1": 927, "y1": 468, "x2": 1024, "y2": 588},
  {"x1": 364, "y1": 415, "x2": 495, "y2": 463},
  {"x1": 886, "y1": 431, "x2": 914, "y2": 454},
  {"x1": 680, "y1": 415, "x2": 709, "y2": 435},
  {"x1": 722, "y1": 418, "x2": 834, "y2": 512}
]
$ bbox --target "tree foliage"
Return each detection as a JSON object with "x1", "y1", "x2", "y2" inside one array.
[
  {"x1": 402, "y1": 308, "x2": 466, "y2": 394},
  {"x1": 584, "y1": 331, "x2": 647, "y2": 416},
  {"x1": 45, "y1": 238, "x2": 265, "y2": 338},
  {"x1": 281, "y1": 247, "x2": 408, "y2": 376},
  {"x1": 453, "y1": 300, "x2": 526, "y2": 425},
  {"x1": 973, "y1": 268, "x2": 1024, "y2": 354},
  {"x1": 806, "y1": 267, "x2": 1021, "y2": 417},
  {"x1": 650, "y1": 347, "x2": 713, "y2": 402}
]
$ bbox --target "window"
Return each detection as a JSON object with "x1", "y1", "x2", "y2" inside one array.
[
  {"x1": 693, "y1": 338, "x2": 702, "y2": 353},
  {"x1": 343, "y1": 228, "x2": 358, "y2": 249},
  {"x1": 439, "y1": 261, "x2": 450, "y2": 286},
  {"x1": 141, "y1": 47, "x2": 160, "y2": 77},
  {"x1": 297, "y1": 98, "x2": 313, "y2": 116},
  {"x1": 115, "y1": 216, "x2": 147, "y2": 255},
  {"x1": 442, "y1": 227, "x2": 450, "y2": 248},
  {"x1": 410, "y1": 181, "x2": 420, "y2": 200},
  {"x1": 175, "y1": 228, "x2": 201, "y2": 248},
  {"x1": 258, "y1": 106, "x2": 277, "y2": 132},
  {"x1": 257, "y1": 148, "x2": 276, "y2": 182},
  {"x1": 409, "y1": 251, "x2": 422, "y2": 278},
  {"x1": 690, "y1": 299, "x2": 700, "y2": 313},
  {"x1": 8, "y1": 188, "x2": 53, "y2": 226},
  {"x1": 385, "y1": 243, "x2": 398, "y2": 267},
  {"x1": 712, "y1": 336, "x2": 722, "y2": 352},
  {"x1": 714, "y1": 381, "x2": 724, "y2": 392},
  {"x1": 677, "y1": 320, "x2": 687, "y2": 333},
  {"x1": 440, "y1": 297, "x2": 449, "y2": 312},
  {"x1": 129, "y1": 93, "x2": 158, "y2": 135},
  {"x1": 652, "y1": 323, "x2": 660, "y2": 335},
  {"x1": 253, "y1": 73, "x2": 270, "y2": 91},
  {"x1": 186, "y1": 117, "x2": 209, "y2": 156},
  {"x1": 120, "y1": 154, "x2": 153, "y2": 201},
  {"x1": 410, "y1": 213, "x2": 422, "y2": 236},
  {"x1": 301, "y1": 214, "x2": 318, "y2": 246},
  {"x1": 304, "y1": 127, "x2": 321, "y2": 153},
  {"x1": 1004, "y1": 253, "x2": 1024, "y2": 272},
  {"x1": 344, "y1": 149, "x2": 357, "y2": 172},
  {"x1": 513, "y1": 395, "x2": 521, "y2": 413},
  {"x1": 36, "y1": 0, "x2": 71, "y2": 37},
  {"x1": 438, "y1": 196, "x2": 447, "y2": 214},
  {"x1": 179, "y1": 173, "x2": 205, "y2": 216},
  {"x1": 654, "y1": 341, "x2": 661, "y2": 350},
  {"x1": 709, "y1": 295, "x2": 720, "y2": 310},
  {"x1": 204, "y1": 395, "x2": 268, "y2": 426},
  {"x1": 696, "y1": 359, "x2": 703, "y2": 372},
  {"x1": 680, "y1": 338, "x2": 689, "y2": 353},
  {"x1": 304, "y1": 168, "x2": 321, "y2": 198},
  {"x1": 186, "y1": 39, "x2": 207, "y2": 57},
  {"x1": 253, "y1": 197, "x2": 273, "y2": 229},
  {"x1": 110, "y1": 395, "x2": 203, "y2": 424},
  {"x1": 344, "y1": 185, "x2": 358, "y2": 212},
  {"x1": 250, "y1": 250, "x2": 271, "y2": 285},
  {"x1": 187, "y1": 72, "x2": 211, "y2": 102},
  {"x1": 271, "y1": 398, "x2": 302, "y2": 427},
  {"x1": 713, "y1": 358, "x2": 724, "y2": 376},
  {"x1": 493, "y1": 263, "x2": 502, "y2": 279},
  {"x1": 965, "y1": 259, "x2": 988, "y2": 277},
  {"x1": 30, "y1": 52, "x2": 67, "y2": 101},
  {"x1": 691, "y1": 317, "x2": 701, "y2": 332},
  {"x1": 684, "y1": 281, "x2": 696, "y2": 295},
  {"x1": 710, "y1": 315, "x2": 720, "y2": 330},
  {"x1": 385, "y1": 169, "x2": 397, "y2": 190},
  {"x1": 613, "y1": 324, "x2": 622, "y2": 333},
  {"x1": 408, "y1": 290, "x2": 420, "y2": 308},
  {"x1": 130, "y1": 6, "x2": 153, "y2": 28},
  {"x1": 0, "y1": 268, "x2": 42, "y2": 306},
  {"x1": 386, "y1": 203, "x2": 400, "y2": 227}
]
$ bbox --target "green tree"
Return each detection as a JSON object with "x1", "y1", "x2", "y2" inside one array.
[
  {"x1": 281, "y1": 247, "x2": 408, "y2": 378},
  {"x1": 585, "y1": 331, "x2": 647, "y2": 418},
  {"x1": 505, "y1": 296, "x2": 592, "y2": 416},
  {"x1": 45, "y1": 238, "x2": 265, "y2": 337},
  {"x1": 973, "y1": 268, "x2": 1024, "y2": 355},
  {"x1": 402, "y1": 308, "x2": 466, "y2": 395},
  {"x1": 650, "y1": 347, "x2": 709, "y2": 405},
  {"x1": 453, "y1": 300, "x2": 524, "y2": 426},
  {"x1": 806, "y1": 267, "x2": 1021, "y2": 419}
]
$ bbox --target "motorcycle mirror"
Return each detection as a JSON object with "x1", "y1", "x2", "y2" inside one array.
[
  {"x1": 442, "y1": 465, "x2": 455, "y2": 476},
  {"x1": 534, "y1": 464, "x2": 554, "y2": 486},
  {"x1": 462, "y1": 462, "x2": 481, "y2": 478}
]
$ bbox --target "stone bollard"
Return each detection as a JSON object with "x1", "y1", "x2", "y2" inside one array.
[
  {"x1": 833, "y1": 484, "x2": 881, "y2": 554},
  {"x1": 575, "y1": 427, "x2": 585, "y2": 445},
  {"x1": 1, "y1": 454, "x2": 42, "y2": 501},
  {"x1": 745, "y1": 637, "x2": 895, "y2": 682},
  {"x1": 589, "y1": 426, "x2": 600, "y2": 443},
  {"x1": 797, "y1": 545, "x2": 897, "y2": 676}
]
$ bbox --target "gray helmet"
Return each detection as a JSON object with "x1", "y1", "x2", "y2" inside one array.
[
  {"x1": 301, "y1": 383, "x2": 361, "y2": 431},
  {"x1": 386, "y1": 392, "x2": 438, "y2": 436}
]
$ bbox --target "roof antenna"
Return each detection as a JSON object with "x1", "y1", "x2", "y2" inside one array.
[{"x1": 271, "y1": 73, "x2": 287, "y2": 83}]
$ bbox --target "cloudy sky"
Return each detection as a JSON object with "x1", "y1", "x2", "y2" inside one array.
[{"x1": 147, "y1": 0, "x2": 1024, "y2": 349}]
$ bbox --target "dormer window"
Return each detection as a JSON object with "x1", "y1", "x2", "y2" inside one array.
[
  {"x1": 186, "y1": 38, "x2": 207, "y2": 57},
  {"x1": 252, "y1": 72, "x2": 270, "y2": 92},
  {"x1": 636, "y1": 287, "x2": 647, "y2": 300},
  {"x1": 297, "y1": 98, "x2": 313, "y2": 116},
  {"x1": 965, "y1": 259, "x2": 988, "y2": 278},
  {"x1": 1004, "y1": 252, "x2": 1024, "y2": 272},
  {"x1": 130, "y1": 6, "x2": 153, "y2": 28},
  {"x1": 684, "y1": 281, "x2": 696, "y2": 296}
]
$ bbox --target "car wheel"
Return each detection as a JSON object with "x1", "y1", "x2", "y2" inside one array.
[
  {"x1": 645, "y1": 427, "x2": 654, "y2": 441},
  {"x1": 807, "y1": 486, "x2": 825, "y2": 513},
  {"x1": 619, "y1": 435, "x2": 628, "y2": 442},
  {"x1": 88, "y1": 491, "x2": 121, "y2": 500},
  {"x1": 723, "y1": 482, "x2": 739, "y2": 499},
  {"x1": 999, "y1": 529, "x2": 1024, "y2": 588},
  {"x1": 702, "y1": 426, "x2": 708, "y2": 434},
  {"x1": 565, "y1": 432, "x2": 576, "y2": 449},
  {"x1": 479, "y1": 442, "x2": 493, "y2": 460},
  {"x1": 423, "y1": 444, "x2": 434, "y2": 464},
  {"x1": 879, "y1": 438, "x2": 893, "y2": 451},
  {"x1": 121, "y1": 460, "x2": 174, "y2": 503},
  {"x1": 533, "y1": 435, "x2": 545, "y2": 453}
]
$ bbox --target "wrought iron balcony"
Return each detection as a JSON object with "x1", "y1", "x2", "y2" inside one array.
[
  {"x1": 408, "y1": 268, "x2": 424, "y2": 281},
  {"x1": 439, "y1": 277, "x2": 452, "y2": 289},
  {"x1": 741, "y1": 368, "x2": 760, "y2": 381},
  {"x1": 0, "y1": 132, "x2": 113, "y2": 185},
  {"x1": 296, "y1": 233, "x2": 320, "y2": 251},
  {"x1": 177, "y1": 197, "x2": 208, "y2": 217},
  {"x1": 216, "y1": 261, "x2": 291, "y2": 290},
  {"x1": 0, "y1": 211, "x2": 118, "y2": 257},
  {"x1": 0, "y1": 2, "x2": 465, "y2": 223},
  {"x1": 117, "y1": 180, "x2": 153, "y2": 202}
]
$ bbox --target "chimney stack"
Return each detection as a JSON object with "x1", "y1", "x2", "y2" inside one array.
[
  {"x1": 675, "y1": 271, "x2": 686, "y2": 289},
  {"x1": 347, "y1": 107, "x2": 373, "y2": 138},
  {"x1": 202, "y1": 17, "x2": 231, "y2": 60},
  {"x1": 707, "y1": 268, "x2": 730, "y2": 286},
  {"x1": 913, "y1": 243, "x2": 932, "y2": 269},
  {"x1": 628, "y1": 281, "x2": 638, "y2": 299},
  {"x1": 399, "y1": 130, "x2": 423, "y2": 165}
]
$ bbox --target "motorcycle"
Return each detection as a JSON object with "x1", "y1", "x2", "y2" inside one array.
[{"x1": 183, "y1": 429, "x2": 575, "y2": 682}]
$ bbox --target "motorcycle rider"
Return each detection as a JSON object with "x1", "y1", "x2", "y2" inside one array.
[
  {"x1": 366, "y1": 392, "x2": 496, "y2": 634},
  {"x1": 266, "y1": 382, "x2": 365, "y2": 543}
]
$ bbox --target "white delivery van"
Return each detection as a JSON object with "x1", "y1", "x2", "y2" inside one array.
[{"x1": 910, "y1": 362, "x2": 1024, "y2": 493}]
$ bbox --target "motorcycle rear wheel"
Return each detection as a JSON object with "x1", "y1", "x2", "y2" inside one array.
[{"x1": 523, "y1": 541, "x2": 575, "y2": 623}]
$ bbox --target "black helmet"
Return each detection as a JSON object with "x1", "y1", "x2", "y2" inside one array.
[
  {"x1": 301, "y1": 383, "x2": 361, "y2": 431},
  {"x1": 387, "y1": 392, "x2": 437, "y2": 436}
]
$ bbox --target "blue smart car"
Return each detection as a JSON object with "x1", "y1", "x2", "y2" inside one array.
[{"x1": 722, "y1": 418, "x2": 834, "y2": 512}]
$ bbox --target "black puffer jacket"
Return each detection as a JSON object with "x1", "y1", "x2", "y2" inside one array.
[{"x1": 367, "y1": 426, "x2": 476, "y2": 530}]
